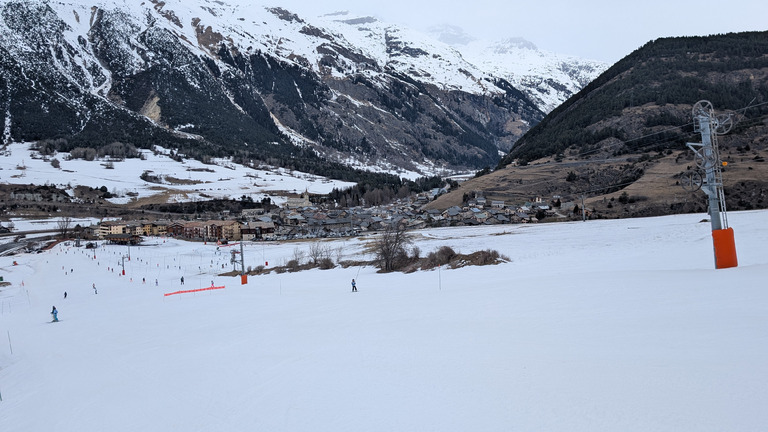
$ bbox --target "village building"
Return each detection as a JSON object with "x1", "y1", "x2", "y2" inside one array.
[
  {"x1": 182, "y1": 221, "x2": 206, "y2": 240},
  {"x1": 205, "y1": 220, "x2": 242, "y2": 241},
  {"x1": 166, "y1": 221, "x2": 185, "y2": 237},
  {"x1": 97, "y1": 221, "x2": 127, "y2": 239},
  {"x1": 241, "y1": 220, "x2": 276, "y2": 241},
  {"x1": 105, "y1": 233, "x2": 142, "y2": 245},
  {"x1": 241, "y1": 208, "x2": 265, "y2": 220},
  {"x1": 285, "y1": 191, "x2": 311, "y2": 209}
]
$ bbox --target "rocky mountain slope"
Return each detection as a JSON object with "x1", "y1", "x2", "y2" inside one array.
[{"x1": 0, "y1": 0, "x2": 605, "y2": 180}]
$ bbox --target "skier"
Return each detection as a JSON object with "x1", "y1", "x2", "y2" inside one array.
[
  {"x1": 51, "y1": 306, "x2": 59, "y2": 322},
  {"x1": 180, "y1": 276, "x2": 185, "y2": 285},
  {"x1": 93, "y1": 283, "x2": 97, "y2": 294},
  {"x1": 63, "y1": 291, "x2": 67, "y2": 299},
  {"x1": 351, "y1": 279, "x2": 357, "y2": 292}
]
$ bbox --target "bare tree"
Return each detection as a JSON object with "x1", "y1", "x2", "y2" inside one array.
[
  {"x1": 292, "y1": 246, "x2": 306, "y2": 266},
  {"x1": 308, "y1": 241, "x2": 322, "y2": 264},
  {"x1": 374, "y1": 223, "x2": 411, "y2": 272},
  {"x1": 57, "y1": 216, "x2": 72, "y2": 239},
  {"x1": 308, "y1": 241, "x2": 332, "y2": 265},
  {"x1": 334, "y1": 245, "x2": 345, "y2": 264}
]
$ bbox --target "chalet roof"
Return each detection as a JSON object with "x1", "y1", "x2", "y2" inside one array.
[
  {"x1": 245, "y1": 221, "x2": 275, "y2": 229},
  {"x1": 443, "y1": 207, "x2": 462, "y2": 216},
  {"x1": 99, "y1": 221, "x2": 126, "y2": 227},
  {"x1": 316, "y1": 218, "x2": 353, "y2": 227},
  {"x1": 205, "y1": 220, "x2": 240, "y2": 226}
]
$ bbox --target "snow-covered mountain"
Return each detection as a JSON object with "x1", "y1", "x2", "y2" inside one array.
[
  {"x1": 463, "y1": 38, "x2": 606, "y2": 113},
  {"x1": 429, "y1": 26, "x2": 608, "y2": 112},
  {"x1": 0, "y1": 0, "x2": 605, "y2": 178}
]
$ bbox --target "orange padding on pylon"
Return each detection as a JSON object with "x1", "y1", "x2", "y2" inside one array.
[
  {"x1": 712, "y1": 228, "x2": 738, "y2": 269},
  {"x1": 164, "y1": 286, "x2": 226, "y2": 296}
]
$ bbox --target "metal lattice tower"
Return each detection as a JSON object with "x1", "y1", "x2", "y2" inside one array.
[
  {"x1": 683, "y1": 100, "x2": 739, "y2": 269},
  {"x1": 686, "y1": 100, "x2": 731, "y2": 231}
]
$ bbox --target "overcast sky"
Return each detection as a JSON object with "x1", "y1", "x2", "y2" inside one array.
[{"x1": 270, "y1": 0, "x2": 768, "y2": 63}]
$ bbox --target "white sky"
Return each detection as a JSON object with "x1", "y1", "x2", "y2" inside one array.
[{"x1": 270, "y1": 0, "x2": 768, "y2": 62}]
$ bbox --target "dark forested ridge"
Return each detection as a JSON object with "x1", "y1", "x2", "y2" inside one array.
[{"x1": 500, "y1": 31, "x2": 768, "y2": 166}]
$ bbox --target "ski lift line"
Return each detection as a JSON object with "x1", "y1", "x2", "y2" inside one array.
[
  {"x1": 518, "y1": 147, "x2": 697, "y2": 199},
  {"x1": 564, "y1": 160, "x2": 690, "y2": 198},
  {"x1": 734, "y1": 111, "x2": 768, "y2": 124},
  {"x1": 721, "y1": 111, "x2": 768, "y2": 130},
  {"x1": 525, "y1": 126, "x2": 698, "y2": 166},
  {"x1": 574, "y1": 126, "x2": 698, "y2": 159},
  {"x1": 736, "y1": 99, "x2": 768, "y2": 113},
  {"x1": 516, "y1": 117, "x2": 725, "y2": 175},
  {"x1": 566, "y1": 180, "x2": 639, "y2": 198},
  {"x1": 535, "y1": 99, "x2": 768, "y2": 163}
]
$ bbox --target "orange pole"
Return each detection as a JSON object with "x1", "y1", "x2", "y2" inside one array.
[{"x1": 712, "y1": 228, "x2": 738, "y2": 269}]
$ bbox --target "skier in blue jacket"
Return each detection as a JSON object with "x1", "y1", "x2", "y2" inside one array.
[{"x1": 51, "y1": 306, "x2": 59, "y2": 322}]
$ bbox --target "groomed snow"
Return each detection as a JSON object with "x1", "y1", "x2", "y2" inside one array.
[{"x1": 1, "y1": 210, "x2": 766, "y2": 431}]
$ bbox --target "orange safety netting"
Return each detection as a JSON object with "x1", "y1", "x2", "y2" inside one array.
[{"x1": 164, "y1": 286, "x2": 225, "y2": 297}]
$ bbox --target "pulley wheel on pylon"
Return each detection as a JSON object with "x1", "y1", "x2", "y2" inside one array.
[
  {"x1": 680, "y1": 169, "x2": 703, "y2": 192},
  {"x1": 714, "y1": 113, "x2": 733, "y2": 135},
  {"x1": 693, "y1": 151, "x2": 710, "y2": 170},
  {"x1": 692, "y1": 100, "x2": 714, "y2": 118}
]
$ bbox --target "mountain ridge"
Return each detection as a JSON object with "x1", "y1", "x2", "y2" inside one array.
[{"x1": 0, "y1": 0, "x2": 606, "y2": 181}]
